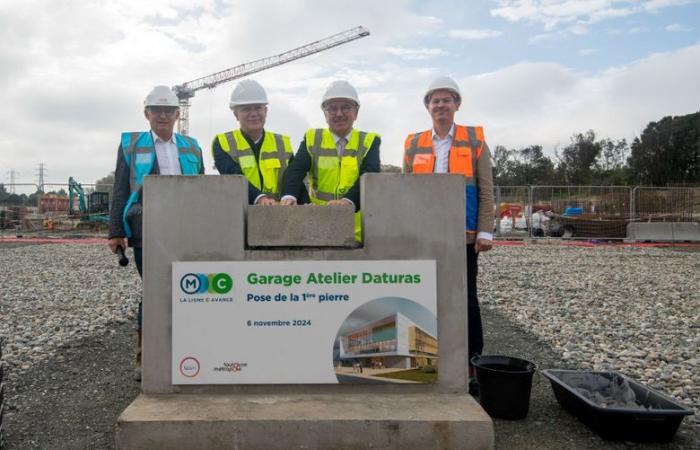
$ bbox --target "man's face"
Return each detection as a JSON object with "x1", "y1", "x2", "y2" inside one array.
[
  {"x1": 426, "y1": 90, "x2": 459, "y2": 124},
  {"x1": 233, "y1": 104, "x2": 267, "y2": 136},
  {"x1": 323, "y1": 100, "x2": 358, "y2": 137},
  {"x1": 144, "y1": 106, "x2": 179, "y2": 138}
]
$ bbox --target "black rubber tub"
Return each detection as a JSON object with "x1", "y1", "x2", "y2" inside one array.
[{"x1": 542, "y1": 369, "x2": 694, "y2": 442}]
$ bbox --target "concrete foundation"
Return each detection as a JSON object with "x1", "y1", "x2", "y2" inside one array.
[
  {"x1": 117, "y1": 393, "x2": 493, "y2": 450},
  {"x1": 117, "y1": 174, "x2": 493, "y2": 449}
]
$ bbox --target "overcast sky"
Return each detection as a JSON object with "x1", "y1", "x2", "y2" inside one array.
[{"x1": 1, "y1": 0, "x2": 699, "y2": 192}]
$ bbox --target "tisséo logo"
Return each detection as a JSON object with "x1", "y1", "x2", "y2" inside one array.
[
  {"x1": 180, "y1": 273, "x2": 233, "y2": 295},
  {"x1": 179, "y1": 356, "x2": 200, "y2": 378}
]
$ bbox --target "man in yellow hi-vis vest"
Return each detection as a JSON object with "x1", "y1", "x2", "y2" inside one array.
[
  {"x1": 280, "y1": 80, "x2": 380, "y2": 242},
  {"x1": 213, "y1": 79, "x2": 308, "y2": 204}
]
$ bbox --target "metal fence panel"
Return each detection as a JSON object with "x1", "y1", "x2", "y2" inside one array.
[
  {"x1": 632, "y1": 187, "x2": 700, "y2": 222},
  {"x1": 529, "y1": 186, "x2": 631, "y2": 239},
  {"x1": 493, "y1": 186, "x2": 531, "y2": 238}
]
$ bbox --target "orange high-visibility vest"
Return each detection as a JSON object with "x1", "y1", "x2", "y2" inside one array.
[{"x1": 403, "y1": 125, "x2": 485, "y2": 232}]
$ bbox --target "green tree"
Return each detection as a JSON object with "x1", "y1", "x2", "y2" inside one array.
[
  {"x1": 628, "y1": 111, "x2": 700, "y2": 185},
  {"x1": 492, "y1": 145, "x2": 516, "y2": 185},
  {"x1": 555, "y1": 130, "x2": 602, "y2": 185},
  {"x1": 492, "y1": 145, "x2": 557, "y2": 185},
  {"x1": 595, "y1": 138, "x2": 629, "y2": 185}
]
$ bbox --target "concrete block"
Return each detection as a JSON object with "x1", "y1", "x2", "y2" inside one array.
[
  {"x1": 247, "y1": 204, "x2": 356, "y2": 247},
  {"x1": 143, "y1": 175, "x2": 246, "y2": 393},
  {"x1": 362, "y1": 173, "x2": 468, "y2": 391},
  {"x1": 627, "y1": 222, "x2": 700, "y2": 242},
  {"x1": 116, "y1": 393, "x2": 494, "y2": 450},
  {"x1": 141, "y1": 174, "x2": 470, "y2": 394},
  {"x1": 672, "y1": 222, "x2": 700, "y2": 241}
]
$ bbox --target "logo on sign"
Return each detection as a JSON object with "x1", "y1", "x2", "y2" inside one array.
[
  {"x1": 180, "y1": 273, "x2": 233, "y2": 294},
  {"x1": 179, "y1": 356, "x2": 200, "y2": 378}
]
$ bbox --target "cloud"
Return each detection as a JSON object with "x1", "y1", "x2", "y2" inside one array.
[
  {"x1": 665, "y1": 23, "x2": 694, "y2": 32},
  {"x1": 448, "y1": 29, "x2": 503, "y2": 39},
  {"x1": 1, "y1": 0, "x2": 699, "y2": 187},
  {"x1": 383, "y1": 46, "x2": 448, "y2": 60},
  {"x1": 490, "y1": 0, "x2": 693, "y2": 31},
  {"x1": 579, "y1": 48, "x2": 597, "y2": 55},
  {"x1": 455, "y1": 43, "x2": 700, "y2": 156}
]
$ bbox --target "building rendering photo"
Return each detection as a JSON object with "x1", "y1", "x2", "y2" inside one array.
[{"x1": 336, "y1": 311, "x2": 438, "y2": 370}]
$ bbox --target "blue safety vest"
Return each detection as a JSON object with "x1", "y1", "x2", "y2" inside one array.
[{"x1": 120, "y1": 131, "x2": 202, "y2": 237}]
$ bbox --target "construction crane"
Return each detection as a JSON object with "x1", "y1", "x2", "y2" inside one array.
[{"x1": 172, "y1": 25, "x2": 370, "y2": 135}]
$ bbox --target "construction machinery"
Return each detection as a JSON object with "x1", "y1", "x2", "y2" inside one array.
[
  {"x1": 173, "y1": 25, "x2": 370, "y2": 135},
  {"x1": 68, "y1": 177, "x2": 110, "y2": 229}
]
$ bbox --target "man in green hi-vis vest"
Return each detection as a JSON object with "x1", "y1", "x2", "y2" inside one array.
[
  {"x1": 280, "y1": 80, "x2": 381, "y2": 242},
  {"x1": 213, "y1": 79, "x2": 308, "y2": 205}
]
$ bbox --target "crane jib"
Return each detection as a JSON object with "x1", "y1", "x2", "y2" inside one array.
[{"x1": 172, "y1": 26, "x2": 370, "y2": 136}]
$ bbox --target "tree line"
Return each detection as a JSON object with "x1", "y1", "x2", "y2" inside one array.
[{"x1": 494, "y1": 111, "x2": 700, "y2": 186}]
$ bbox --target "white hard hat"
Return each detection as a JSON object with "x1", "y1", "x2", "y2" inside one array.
[
  {"x1": 230, "y1": 79, "x2": 268, "y2": 108},
  {"x1": 321, "y1": 80, "x2": 360, "y2": 108},
  {"x1": 144, "y1": 85, "x2": 179, "y2": 107},
  {"x1": 424, "y1": 76, "x2": 461, "y2": 105}
]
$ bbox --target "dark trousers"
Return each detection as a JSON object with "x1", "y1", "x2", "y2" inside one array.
[
  {"x1": 467, "y1": 243, "x2": 484, "y2": 359},
  {"x1": 134, "y1": 247, "x2": 143, "y2": 329}
]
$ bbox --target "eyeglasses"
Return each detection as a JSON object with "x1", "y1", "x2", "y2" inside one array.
[
  {"x1": 148, "y1": 106, "x2": 178, "y2": 116},
  {"x1": 428, "y1": 96, "x2": 456, "y2": 106},
  {"x1": 324, "y1": 104, "x2": 355, "y2": 114},
  {"x1": 236, "y1": 105, "x2": 266, "y2": 114}
]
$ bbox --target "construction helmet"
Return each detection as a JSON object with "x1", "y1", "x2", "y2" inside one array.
[
  {"x1": 230, "y1": 79, "x2": 268, "y2": 109},
  {"x1": 424, "y1": 76, "x2": 461, "y2": 106},
  {"x1": 144, "y1": 85, "x2": 179, "y2": 107},
  {"x1": 321, "y1": 80, "x2": 360, "y2": 108}
]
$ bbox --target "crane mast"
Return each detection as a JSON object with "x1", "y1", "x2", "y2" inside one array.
[{"x1": 173, "y1": 26, "x2": 370, "y2": 135}]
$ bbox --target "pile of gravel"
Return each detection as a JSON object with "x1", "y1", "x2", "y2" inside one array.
[
  {"x1": 0, "y1": 244, "x2": 141, "y2": 386},
  {"x1": 479, "y1": 243, "x2": 700, "y2": 425}
]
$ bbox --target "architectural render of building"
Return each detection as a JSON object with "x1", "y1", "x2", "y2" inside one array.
[{"x1": 337, "y1": 312, "x2": 437, "y2": 369}]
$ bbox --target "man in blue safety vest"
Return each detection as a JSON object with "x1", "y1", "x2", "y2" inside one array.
[{"x1": 108, "y1": 85, "x2": 204, "y2": 381}]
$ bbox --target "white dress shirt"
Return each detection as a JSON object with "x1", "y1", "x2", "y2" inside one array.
[
  {"x1": 151, "y1": 131, "x2": 181, "y2": 175},
  {"x1": 431, "y1": 124, "x2": 492, "y2": 241},
  {"x1": 431, "y1": 124, "x2": 454, "y2": 174}
]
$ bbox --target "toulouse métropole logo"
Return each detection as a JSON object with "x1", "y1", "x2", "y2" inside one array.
[{"x1": 180, "y1": 272, "x2": 233, "y2": 295}]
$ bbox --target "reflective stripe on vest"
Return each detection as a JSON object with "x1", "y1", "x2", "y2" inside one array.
[
  {"x1": 215, "y1": 130, "x2": 292, "y2": 199},
  {"x1": 305, "y1": 128, "x2": 378, "y2": 242},
  {"x1": 120, "y1": 131, "x2": 202, "y2": 237},
  {"x1": 403, "y1": 125, "x2": 484, "y2": 232}
]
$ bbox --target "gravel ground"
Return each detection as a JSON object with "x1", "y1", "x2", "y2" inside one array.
[{"x1": 0, "y1": 241, "x2": 698, "y2": 449}]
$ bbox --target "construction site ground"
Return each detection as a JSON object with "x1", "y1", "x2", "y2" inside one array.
[{"x1": 0, "y1": 240, "x2": 698, "y2": 450}]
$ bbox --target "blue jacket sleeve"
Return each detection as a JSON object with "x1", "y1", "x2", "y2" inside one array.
[{"x1": 108, "y1": 144, "x2": 130, "y2": 239}]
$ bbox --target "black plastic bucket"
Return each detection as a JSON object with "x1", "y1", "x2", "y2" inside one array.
[{"x1": 471, "y1": 354, "x2": 537, "y2": 420}]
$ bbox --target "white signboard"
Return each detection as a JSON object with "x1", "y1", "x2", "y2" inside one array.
[{"x1": 172, "y1": 260, "x2": 437, "y2": 384}]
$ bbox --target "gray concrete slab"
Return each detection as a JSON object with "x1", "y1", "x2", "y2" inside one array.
[
  {"x1": 673, "y1": 222, "x2": 700, "y2": 241},
  {"x1": 142, "y1": 175, "x2": 246, "y2": 393},
  {"x1": 116, "y1": 393, "x2": 493, "y2": 450},
  {"x1": 627, "y1": 222, "x2": 700, "y2": 242},
  {"x1": 142, "y1": 174, "x2": 470, "y2": 394},
  {"x1": 247, "y1": 203, "x2": 356, "y2": 247},
  {"x1": 362, "y1": 173, "x2": 468, "y2": 391}
]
